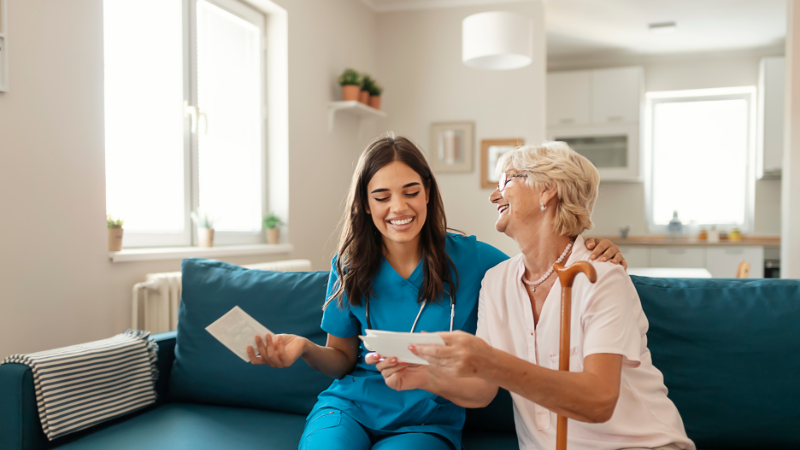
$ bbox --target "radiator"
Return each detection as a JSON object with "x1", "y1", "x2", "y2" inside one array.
[{"x1": 132, "y1": 259, "x2": 313, "y2": 333}]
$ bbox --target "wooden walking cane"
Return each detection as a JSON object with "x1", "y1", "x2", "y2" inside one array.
[{"x1": 553, "y1": 261, "x2": 597, "y2": 450}]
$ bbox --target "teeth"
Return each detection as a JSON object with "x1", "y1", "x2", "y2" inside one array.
[
  {"x1": 499, "y1": 205, "x2": 509, "y2": 213},
  {"x1": 390, "y1": 218, "x2": 413, "y2": 225}
]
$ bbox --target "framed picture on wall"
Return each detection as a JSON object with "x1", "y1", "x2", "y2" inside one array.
[
  {"x1": 428, "y1": 122, "x2": 474, "y2": 173},
  {"x1": 481, "y1": 138, "x2": 524, "y2": 189}
]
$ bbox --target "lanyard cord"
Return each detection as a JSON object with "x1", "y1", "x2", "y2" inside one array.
[{"x1": 365, "y1": 296, "x2": 455, "y2": 333}]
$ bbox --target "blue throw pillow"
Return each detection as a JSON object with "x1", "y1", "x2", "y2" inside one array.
[
  {"x1": 633, "y1": 276, "x2": 800, "y2": 449},
  {"x1": 170, "y1": 258, "x2": 333, "y2": 415}
]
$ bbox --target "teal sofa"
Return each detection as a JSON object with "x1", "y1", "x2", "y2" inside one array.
[{"x1": 2, "y1": 258, "x2": 799, "y2": 450}]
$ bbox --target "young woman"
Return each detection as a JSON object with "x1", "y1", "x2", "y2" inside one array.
[{"x1": 246, "y1": 135, "x2": 625, "y2": 450}]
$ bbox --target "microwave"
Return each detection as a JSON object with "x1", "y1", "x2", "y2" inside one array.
[{"x1": 547, "y1": 124, "x2": 641, "y2": 181}]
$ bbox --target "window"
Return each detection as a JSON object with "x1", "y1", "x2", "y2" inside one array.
[
  {"x1": 645, "y1": 87, "x2": 756, "y2": 232},
  {"x1": 103, "y1": 0, "x2": 266, "y2": 247}
]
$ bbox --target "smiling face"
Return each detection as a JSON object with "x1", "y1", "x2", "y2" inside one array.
[
  {"x1": 366, "y1": 161, "x2": 430, "y2": 248},
  {"x1": 490, "y1": 171, "x2": 550, "y2": 238}
]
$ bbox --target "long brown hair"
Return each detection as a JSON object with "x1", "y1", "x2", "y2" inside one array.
[{"x1": 328, "y1": 134, "x2": 458, "y2": 309}]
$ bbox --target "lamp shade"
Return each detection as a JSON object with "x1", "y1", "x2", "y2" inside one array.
[{"x1": 462, "y1": 11, "x2": 533, "y2": 70}]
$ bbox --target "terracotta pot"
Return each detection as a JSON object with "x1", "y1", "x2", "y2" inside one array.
[
  {"x1": 108, "y1": 228, "x2": 124, "y2": 252},
  {"x1": 368, "y1": 96, "x2": 381, "y2": 110},
  {"x1": 342, "y1": 85, "x2": 360, "y2": 101},
  {"x1": 266, "y1": 228, "x2": 280, "y2": 245},
  {"x1": 198, "y1": 228, "x2": 215, "y2": 248},
  {"x1": 359, "y1": 90, "x2": 370, "y2": 104}
]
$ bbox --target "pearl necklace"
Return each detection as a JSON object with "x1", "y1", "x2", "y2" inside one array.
[{"x1": 522, "y1": 238, "x2": 575, "y2": 292}]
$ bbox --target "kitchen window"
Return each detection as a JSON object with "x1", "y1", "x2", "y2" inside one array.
[
  {"x1": 645, "y1": 87, "x2": 756, "y2": 233},
  {"x1": 103, "y1": 0, "x2": 267, "y2": 248}
]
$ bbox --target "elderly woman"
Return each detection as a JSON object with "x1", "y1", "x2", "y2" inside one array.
[{"x1": 369, "y1": 142, "x2": 695, "y2": 450}]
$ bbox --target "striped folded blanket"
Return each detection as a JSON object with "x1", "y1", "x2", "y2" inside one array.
[{"x1": 1, "y1": 330, "x2": 158, "y2": 441}]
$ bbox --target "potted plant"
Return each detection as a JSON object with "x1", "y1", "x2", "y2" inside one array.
[
  {"x1": 338, "y1": 69, "x2": 361, "y2": 102},
  {"x1": 107, "y1": 215, "x2": 124, "y2": 252},
  {"x1": 368, "y1": 82, "x2": 383, "y2": 110},
  {"x1": 263, "y1": 212, "x2": 283, "y2": 244},
  {"x1": 191, "y1": 210, "x2": 215, "y2": 248},
  {"x1": 359, "y1": 75, "x2": 373, "y2": 104}
]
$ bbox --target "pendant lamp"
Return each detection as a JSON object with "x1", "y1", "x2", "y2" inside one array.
[{"x1": 462, "y1": 11, "x2": 533, "y2": 70}]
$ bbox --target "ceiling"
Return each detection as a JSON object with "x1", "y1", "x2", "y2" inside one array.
[
  {"x1": 364, "y1": 0, "x2": 787, "y2": 61},
  {"x1": 547, "y1": 0, "x2": 786, "y2": 61}
]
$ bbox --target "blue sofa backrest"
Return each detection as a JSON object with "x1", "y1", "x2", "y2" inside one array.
[
  {"x1": 633, "y1": 276, "x2": 800, "y2": 449},
  {"x1": 170, "y1": 259, "x2": 333, "y2": 415},
  {"x1": 170, "y1": 259, "x2": 800, "y2": 447}
]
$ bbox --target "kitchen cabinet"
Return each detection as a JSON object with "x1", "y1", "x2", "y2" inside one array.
[
  {"x1": 547, "y1": 71, "x2": 591, "y2": 127},
  {"x1": 650, "y1": 247, "x2": 706, "y2": 269},
  {"x1": 618, "y1": 246, "x2": 650, "y2": 268},
  {"x1": 591, "y1": 67, "x2": 643, "y2": 124},
  {"x1": 547, "y1": 66, "x2": 643, "y2": 181},
  {"x1": 618, "y1": 244, "x2": 767, "y2": 278},
  {"x1": 706, "y1": 246, "x2": 764, "y2": 278},
  {"x1": 757, "y1": 56, "x2": 784, "y2": 179}
]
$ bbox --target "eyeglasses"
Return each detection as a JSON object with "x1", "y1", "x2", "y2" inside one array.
[{"x1": 498, "y1": 173, "x2": 528, "y2": 192}]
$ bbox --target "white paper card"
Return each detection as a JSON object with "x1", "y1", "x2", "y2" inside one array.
[
  {"x1": 359, "y1": 330, "x2": 445, "y2": 365},
  {"x1": 206, "y1": 306, "x2": 275, "y2": 362}
]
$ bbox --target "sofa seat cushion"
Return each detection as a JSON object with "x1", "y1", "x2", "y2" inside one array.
[
  {"x1": 54, "y1": 403, "x2": 306, "y2": 449},
  {"x1": 462, "y1": 431, "x2": 518, "y2": 450}
]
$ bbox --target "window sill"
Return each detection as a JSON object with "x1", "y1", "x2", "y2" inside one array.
[{"x1": 109, "y1": 243, "x2": 294, "y2": 263}]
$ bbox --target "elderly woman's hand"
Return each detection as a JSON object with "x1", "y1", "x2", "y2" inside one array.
[
  {"x1": 410, "y1": 331, "x2": 494, "y2": 378},
  {"x1": 365, "y1": 352, "x2": 431, "y2": 391},
  {"x1": 584, "y1": 238, "x2": 627, "y2": 269}
]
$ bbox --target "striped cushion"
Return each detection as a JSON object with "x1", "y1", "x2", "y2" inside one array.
[{"x1": 0, "y1": 330, "x2": 158, "y2": 440}]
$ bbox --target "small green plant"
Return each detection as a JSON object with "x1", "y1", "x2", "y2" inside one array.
[
  {"x1": 338, "y1": 68, "x2": 361, "y2": 87},
  {"x1": 368, "y1": 82, "x2": 383, "y2": 97},
  {"x1": 262, "y1": 212, "x2": 283, "y2": 229},
  {"x1": 191, "y1": 210, "x2": 215, "y2": 229},
  {"x1": 107, "y1": 215, "x2": 124, "y2": 229},
  {"x1": 361, "y1": 75, "x2": 374, "y2": 92}
]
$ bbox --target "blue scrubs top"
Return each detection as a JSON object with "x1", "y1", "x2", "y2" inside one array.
[{"x1": 312, "y1": 233, "x2": 508, "y2": 449}]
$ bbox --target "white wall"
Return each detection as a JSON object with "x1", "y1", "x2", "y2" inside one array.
[
  {"x1": 782, "y1": 0, "x2": 800, "y2": 278},
  {"x1": 0, "y1": 0, "x2": 377, "y2": 358},
  {"x1": 558, "y1": 54, "x2": 783, "y2": 237},
  {"x1": 377, "y1": 1, "x2": 547, "y2": 257}
]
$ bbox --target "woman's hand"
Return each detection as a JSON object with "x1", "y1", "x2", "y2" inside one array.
[
  {"x1": 365, "y1": 352, "x2": 430, "y2": 391},
  {"x1": 411, "y1": 331, "x2": 495, "y2": 378},
  {"x1": 247, "y1": 334, "x2": 308, "y2": 368},
  {"x1": 584, "y1": 238, "x2": 627, "y2": 269}
]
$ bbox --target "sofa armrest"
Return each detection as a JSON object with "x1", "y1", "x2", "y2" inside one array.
[
  {"x1": 0, "y1": 331, "x2": 178, "y2": 450},
  {"x1": 0, "y1": 363, "x2": 50, "y2": 450},
  {"x1": 152, "y1": 330, "x2": 177, "y2": 401}
]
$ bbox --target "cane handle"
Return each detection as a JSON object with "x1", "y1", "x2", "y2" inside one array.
[{"x1": 554, "y1": 261, "x2": 598, "y2": 287}]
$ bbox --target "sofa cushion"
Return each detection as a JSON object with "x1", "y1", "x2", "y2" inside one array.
[
  {"x1": 463, "y1": 388, "x2": 516, "y2": 433},
  {"x1": 54, "y1": 403, "x2": 307, "y2": 449},
  {"x1": 633, "y1": 276, "x2": 800, "y2": 449},
  {"x1": 170, "y1": 259, "x2": 332, "y2": 415}
]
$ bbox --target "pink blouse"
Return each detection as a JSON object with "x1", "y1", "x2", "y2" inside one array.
[{"x1": 476, "y1": 236, "x2": 695, "y2": 450}]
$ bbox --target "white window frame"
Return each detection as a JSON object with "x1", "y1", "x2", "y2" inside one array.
[
  {"x1": 189, "y1": 0, "x2": 267, "y2": 246},
  {"x1": 644, "y1": 86, "x2": 757, "y2": 234},
  {"x1": 105, "y1": 0, "x2": 268, "y2": 248}
]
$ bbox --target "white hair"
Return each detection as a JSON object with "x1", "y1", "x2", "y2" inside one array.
[{"x1": 496, "y1": 141, "x2": 600, "y2": 237}]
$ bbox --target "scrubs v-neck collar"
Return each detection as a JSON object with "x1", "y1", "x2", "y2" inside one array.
[{"x1": 381, "y1": 256, "x2": 424, "y2": 289}]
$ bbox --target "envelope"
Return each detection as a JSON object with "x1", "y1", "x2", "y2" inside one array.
[
  {"x1": 206, "y1": 306, "x2": 275, "y2": 362},
  {"x1": 360, "y1": 330, "x2": 445, "y2": 365}
]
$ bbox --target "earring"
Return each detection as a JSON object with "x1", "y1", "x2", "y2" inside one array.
[{"x1": 540, "y1": 203, "x2": 547, "y2": 211}]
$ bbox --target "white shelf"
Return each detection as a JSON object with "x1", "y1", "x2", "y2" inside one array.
[
  {"x1": 328, "y1": 101, "x2": 387, "y2": 132},
  {"x1": 110, "y1": 243, "x2": 293, "y2": 263}
]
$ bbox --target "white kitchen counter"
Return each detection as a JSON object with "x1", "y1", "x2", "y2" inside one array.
[{"x1": 627, "y1": 267, "x2": 712, "y2": 278}]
